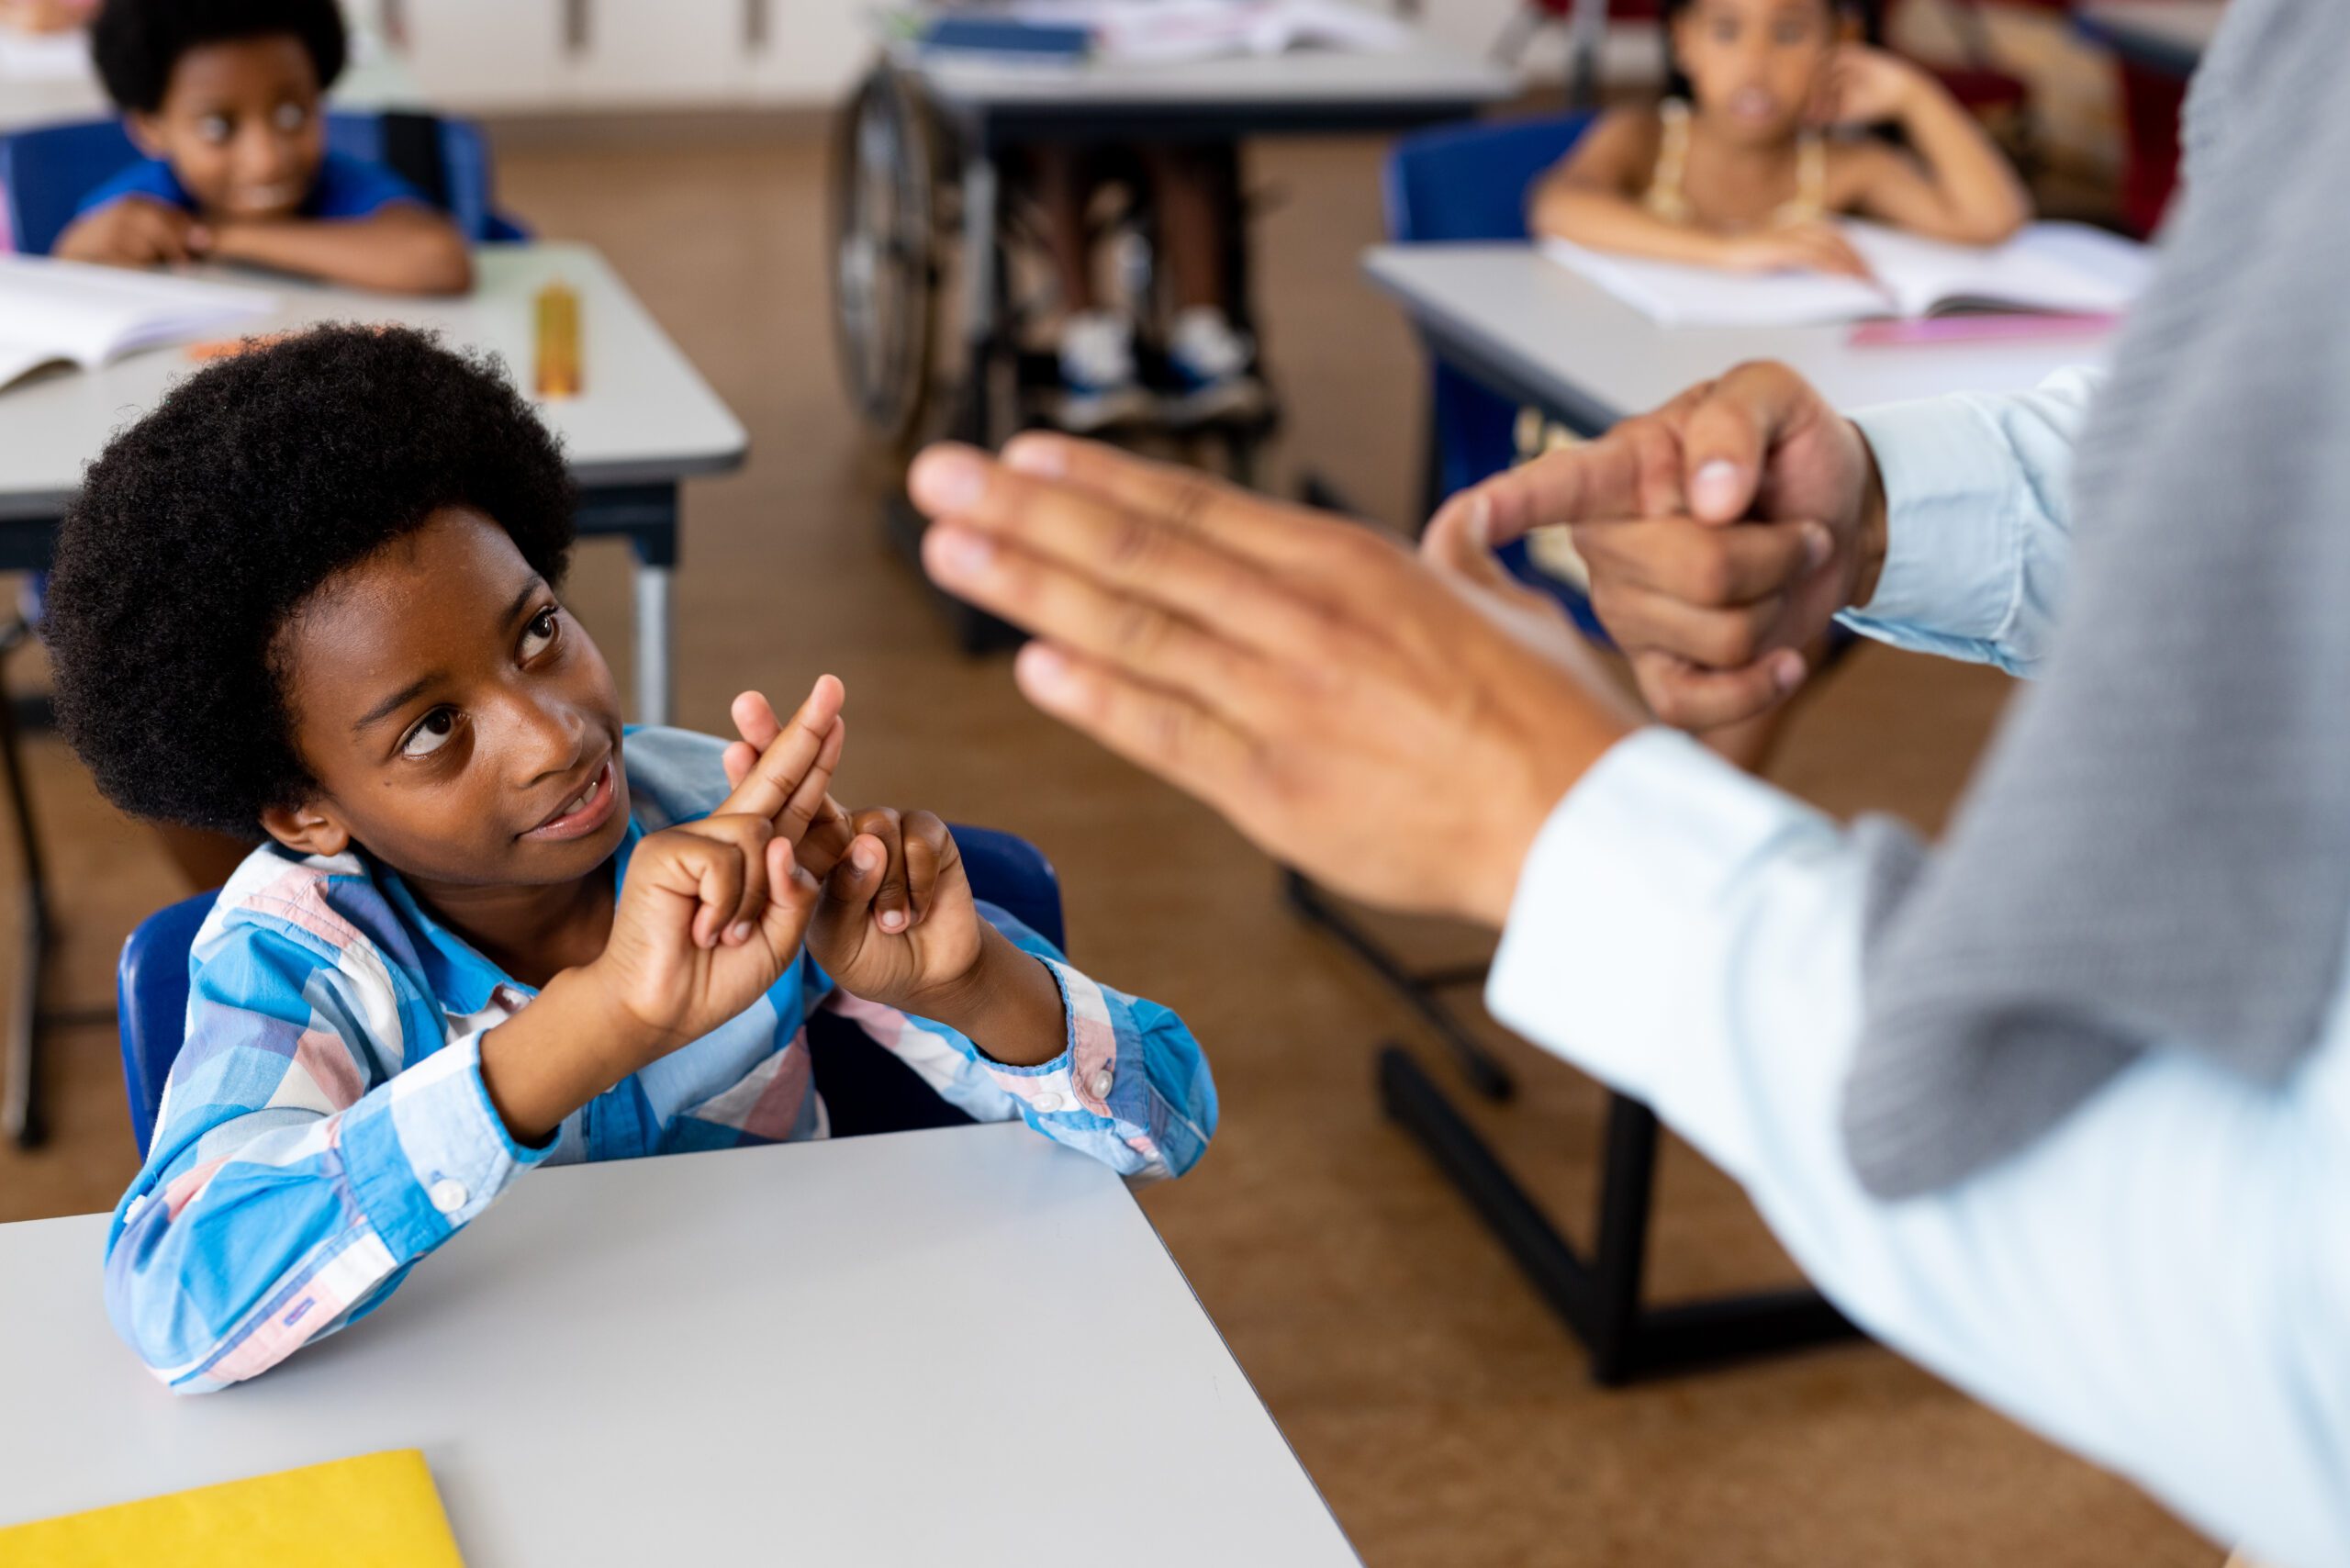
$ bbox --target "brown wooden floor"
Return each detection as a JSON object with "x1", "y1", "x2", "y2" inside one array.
[{"x1": 0, "y1": 130, "x2": 2210, "y2": 1566}]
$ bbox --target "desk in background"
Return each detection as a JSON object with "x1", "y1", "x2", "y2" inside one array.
[
  {"x1": 0, "y1": 1122, "x2": 1360, "y2": 1565},
  {"x1": 1363, "y1": 241, "x2": 2117, "y2": 437},
  {"x1": 1349, "y1": 238, "x2": 2116, "y2": 1383},
  {"x1": 841, "y1": 38, "x2": 1517, "y2": 646},
  {"x1": 0, "y1": 241, "x2": 744, "y2": 725}
]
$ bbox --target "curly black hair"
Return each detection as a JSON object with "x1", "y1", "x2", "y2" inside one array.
[
  {"x1": 91, "y1": 0, "x2": 348, "y2": 115},
  {"x1": 45, "y1": 325, "x2": 576, "y2": 835}
]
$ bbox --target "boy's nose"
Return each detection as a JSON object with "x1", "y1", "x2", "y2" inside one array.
[{"x1": 507, "y1": 693, "x2": 591, "y2": 788}]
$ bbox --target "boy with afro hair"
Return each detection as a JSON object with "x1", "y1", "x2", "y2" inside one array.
[{"x1": 48, "y1": 325, "x2": 1215, "y2": 1392}]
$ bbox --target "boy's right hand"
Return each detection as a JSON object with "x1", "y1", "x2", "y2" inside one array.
[
  {"x1": 1718, "y1": 223, "x2": 1875, "y2": 282},
  {"x1": 585, "y1": 678, "x2": 848, "y2": 1055},
  {"x1": 52, "y1": 196, "x2": 213, "y2": 269}
]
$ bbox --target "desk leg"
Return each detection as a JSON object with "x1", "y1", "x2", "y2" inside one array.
[
  {"x1": 0, "y1": 649, "x2": 49, "y2": 1149},
  {"x1": 1378, "y1": 1046, "x2": 1861, "y2": 1384},
  {"x1": 634, "y1": 562, "x2": 673, "y2": 729},
  {"x1": 575, "y1": 482, "x2": 683, "y2": 730}
]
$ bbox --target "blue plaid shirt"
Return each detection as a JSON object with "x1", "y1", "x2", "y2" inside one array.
[{"x1": 106, "y1": 728, "x2": 1217, "y2": 1394}]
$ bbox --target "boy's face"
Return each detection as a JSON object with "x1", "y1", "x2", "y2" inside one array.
[
  {"x1": 263, "y1": 508, "x2": 632, "y2": 891},
  {"x1": 129, "y1": 35, "x2": 326, "y2": 223},
  {"x1": 1673, "y1": 0, "x2": 1835, "y2": 146}
]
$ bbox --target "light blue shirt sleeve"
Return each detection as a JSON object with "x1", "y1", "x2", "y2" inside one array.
[
  {"x1": 1487, "y1": 729, "x2": 2350, "y2": 1568},
  {"x1": 1836, "y1": 367, "x2": 2103, "y2": 678},
  {"x1": 806, "y1": 903, "x2": 1217, "y2": 1182}
]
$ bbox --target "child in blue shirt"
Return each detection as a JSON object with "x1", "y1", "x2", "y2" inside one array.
[
  {"x1": 43, "y1": 324, "x2": 1216, "y2": 1393},
  {"x1": 51, "y1": 0, "x2": 470, "y2": 294}
]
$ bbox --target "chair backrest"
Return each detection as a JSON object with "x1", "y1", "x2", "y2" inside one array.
[
  {"x1": 1382, "y1": 114, "x2": 1596, "y2": 508},
  {"x1": 116, "y1": 823, "x2": 1066, "y2": 1156},
  {"x1": 117, "y1": 890, "x2": 215, "y2": 1158},
  {"x1": 0, "y1": 108, "x2": 525, "y2": 258}
]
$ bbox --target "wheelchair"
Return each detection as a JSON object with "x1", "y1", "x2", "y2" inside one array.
[{"x1": 829, "y1": 60, "x2": 1281, "y2": 646}]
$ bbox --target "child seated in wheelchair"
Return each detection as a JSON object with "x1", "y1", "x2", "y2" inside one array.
[
  {"x1": 45, "y1": 326, "x2": 1217, "y2": 1394},
  {"x1": 1030, "y1": 144, "x2": 1266, "y2": 432},
  {"x1": 50, "y1": 0, "x2": 470, "y2": 294},
  {"x1": 1530, "y1": 0, "x2": 2027, "y2": 274}
]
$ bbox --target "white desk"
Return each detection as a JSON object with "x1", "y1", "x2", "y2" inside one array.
[
  {"x1": 0, "y1": 241, "x2": 746, "y2": 726},
  {"x1": 0, "y1": 1123, "x2": 1359, "y2": 1566},
  {"x1": 2076, "y1": 0, "x2": 2221, "y2": 77},
  {"x1": 912, "y1": 40, "x2": 1516, "y2": 119},
  {"x1": 0, "y1": 27, "x2": 424, "y2": 133},
  {"x1": 1365, "y1": 242, "x2": 2117, "y2": 436}
]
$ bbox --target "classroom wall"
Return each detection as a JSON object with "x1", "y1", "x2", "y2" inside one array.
[{"x1": 384, "y1": 0, "x2": 1626, "y2": 115}]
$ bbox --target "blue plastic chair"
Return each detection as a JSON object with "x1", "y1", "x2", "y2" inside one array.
[
  {"x1": 1382, "y1": 114, "x2": 1603, "y2": 634},
  {"x1": 0, "y1": 108, "x2": 527, "y2": 258},
  {"x1": 1382, "y1": 114, "x2": 1596, "y2": 505},
  {"x1": 117, "y1": 823, "x2": 1066, "y2": 1157}
]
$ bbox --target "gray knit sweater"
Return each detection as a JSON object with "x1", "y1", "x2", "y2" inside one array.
[{"x1": 1843, "y1": 0, "x2": 2350, "y2": 1197}]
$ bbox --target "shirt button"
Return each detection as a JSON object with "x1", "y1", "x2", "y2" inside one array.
[
  {"x1": 1033, "y1": 1092, "x2": 1066, "y2": 1113},
  {"x1": 429, "y1": 1178, "x2": 468, "y2": 1215},
  {"x1": 1089, "y1": 1067, "x2": 1115, "y2": 1100}
]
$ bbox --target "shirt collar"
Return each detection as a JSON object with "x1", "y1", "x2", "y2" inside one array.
[{"x1": 372, "y1": 812, "x2": 646, "y2": 1016}]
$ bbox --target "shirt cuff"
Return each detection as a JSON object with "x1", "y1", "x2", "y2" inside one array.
[
  {"x1": 1485, "y1": 728, "x2": 1832, "y2": 1126},
  {"x1": 339, "y1": 1032, "x2": 553, "y2": 1262},
  {"x1": 1845, "y1": 396, "x2": 2020, "y2": 642}
]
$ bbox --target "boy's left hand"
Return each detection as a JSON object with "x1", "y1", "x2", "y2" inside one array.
[
  {"x1": 808, "y1": 810, "x2": 1070, "y2": 1066},
  {"x1": 807, "y1": 808, "x2": 982, "y2": 1011},
  {"x1": 1817, "y1": 44, "x2": 1924, "y2": 128}
]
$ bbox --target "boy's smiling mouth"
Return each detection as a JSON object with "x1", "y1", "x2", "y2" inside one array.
[{"x1": 523, "y1": 756, "x2": 618, "y2": 842}]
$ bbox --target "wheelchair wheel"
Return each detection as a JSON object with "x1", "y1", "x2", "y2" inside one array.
[{"x1": 829, "y1": 65, "x2": 942, "y2": 451}]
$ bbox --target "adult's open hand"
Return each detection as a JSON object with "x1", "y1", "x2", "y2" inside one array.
[
  {"x1": 1432, "y1": 361, "x2": 1889, "y2": 732},
  {"x1": 912, "y1": 435, "x2": 1639, "y2": 928}
]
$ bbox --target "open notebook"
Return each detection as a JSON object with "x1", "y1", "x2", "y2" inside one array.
[
  {"x1": 1540, "y1": 220, "x2": 2153, "y2": 328},
  {"x1": 0, "y1": 254, "x2": 277, "y2": 394},
  {"x1": 996, "y1": 0, "x2": 1408, "y2": 62}
]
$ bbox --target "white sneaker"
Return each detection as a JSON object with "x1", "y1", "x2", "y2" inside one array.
[
  {"x1": 1053, "y1": 310, "x2": 1151, "y2": 432},
  {"x1": 1163, "y1": 306, "x2": 1267, "y2": 424}
]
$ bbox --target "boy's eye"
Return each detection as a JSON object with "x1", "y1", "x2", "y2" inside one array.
[
  {"x1": 1773, "y1": 17, "x2": 1813, "y2": 41},
  {"x1": 197, "y1": 114, "x2": 232, "y2": 144},
  {"x1": 273, "y1": 101, "x2": 308, "y2": 133},
  {"x1": 520, "y1": 607, "x2": 561, "y2": 659},
  {"x1": 399, "y1": 709, "x2": 458, "y2": 759}
]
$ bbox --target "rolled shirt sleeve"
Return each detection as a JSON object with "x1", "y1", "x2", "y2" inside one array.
[{"x1": 1838, "y1": 367, "x2": 2102, "y2": 678}]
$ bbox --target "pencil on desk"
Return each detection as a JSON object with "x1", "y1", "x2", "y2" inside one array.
[{"x1": 535, "y1": 279, "x2": 582, "y2": 399}]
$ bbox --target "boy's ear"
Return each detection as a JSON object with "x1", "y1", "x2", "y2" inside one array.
[
  {"x1": 124, "y1": 112, "x2": 168, "y2": 160},
  {"x1": 258, "y1": 799, "x2": 352, "y2": 859}
]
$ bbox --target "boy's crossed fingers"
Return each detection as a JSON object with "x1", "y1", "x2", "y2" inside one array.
[{"x1": 717, "y1": 676, "x2": 854, "y2": 865}]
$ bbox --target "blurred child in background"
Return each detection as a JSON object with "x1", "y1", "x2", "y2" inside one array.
[
  {"x1": 52, "y1": 0, "x2": 469, "y2": 294},
  {"x1": 1531, "y1": 0, "x2": 2027, "y2": 275}
]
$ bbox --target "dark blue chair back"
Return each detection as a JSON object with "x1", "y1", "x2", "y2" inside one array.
[
  {"x1": 1, "y1": 109, "x2": 526, "y2": 259},
  {"x1": 1383, "y1": 112, "x2": 1599, "y2": 633},
  {"x1": 1383, "y1": 113, "x2": 1595, "y2": 507},
  {"x1": 116, "y1": 823, "x2": 1066, "y2": 1156}
]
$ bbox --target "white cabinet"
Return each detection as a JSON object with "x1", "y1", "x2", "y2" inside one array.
[
  {"x1": 389, "y1": 0, "x2": 565, "y2": 110},
  {"x1": 566, "y1": 0, "x2": 759, "y2": 107},
  {"x1": 749, "y1": 0, "x2": 872, "y2": 106},
  {"x1": 385, "y1": 0, "x2": 871, "y2": 111}
]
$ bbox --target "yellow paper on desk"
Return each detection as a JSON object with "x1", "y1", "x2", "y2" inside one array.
[{"x1": 0, "y1": 1449, "x2": 464, "y2": 1567}]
